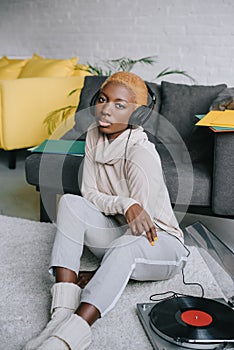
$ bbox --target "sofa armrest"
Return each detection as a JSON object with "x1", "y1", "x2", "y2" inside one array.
[
  {"x1": 0, "y1": 76, "x2": 84, "y2": 150},
  {"x1": 212, "y1": 132, "x2": 234, "y2": 216},
  {"x1": 25, "y1": 153, "x2": 83, "y2": 194}
]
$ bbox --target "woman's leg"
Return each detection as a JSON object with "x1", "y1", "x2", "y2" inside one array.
[
  {"x1": 80, "y1": 231, "x2": 189, "y2": 317},
  {"x1": 25, "y1": 194, "x2": 124, "y2": 350},
  {"x1": 50, "y1": 194, "x2": 125, "y2": 277},
  {"x1": 52, "y1": 231, "x2": 188, "y2": 331},
  {"x1": 36, "y1": 233, "x2": 188, "y2": 350},
  {"x1": 50, "y1": 193, "x2": 126, "y2": 324},
  {"x1": 23, "y1": 282, "x2": 82, "y2": 350},
  {"x1": 56, "y1": 267, "x2": 78, "y2": 283},
  {"x1": 77, "y1": 269, "x2": 98, "y2": 288}
]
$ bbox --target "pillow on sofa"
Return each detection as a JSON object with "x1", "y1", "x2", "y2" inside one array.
[
  {"x1": 3, "y1": 56, "x2": 28, "y2": 64},
  {"x1": 72, "y1": 64, "x2": 92, "y2": 78},
  {"x1": 210, "y1": 87, "x2": 234, "y2": 110},
  {"x1": 19, "y1": 54, "x2": 78, "y2": 78},
  {"x1": 0, "y1": 58, "x2": 29, "y2": 79},
  {"x1": 0, "y1": 56, "x2": 8, "y2": 67},
  {"x1": 63, "y1": 76, "x2": 107, "y2": 140},
  {"x1": 158, "y1": 81, "x2": 227, "y2": 162}
]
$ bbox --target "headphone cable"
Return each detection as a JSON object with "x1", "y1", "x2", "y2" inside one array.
[{"x1": 123, "y1": 126, "x2": 133, "y2": 181}]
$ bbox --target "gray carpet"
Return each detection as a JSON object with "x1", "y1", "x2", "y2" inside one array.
[{"x1": 0, "y1": 214, "x2": 224, "y2": 350}]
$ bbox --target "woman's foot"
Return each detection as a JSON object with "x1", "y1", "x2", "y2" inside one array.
[
  {"x1": 23, "y1": 283, "x2": 81, "y2": 350},
  {"x1": 77, "y1": 269, "x2": 98, "y2": 288},
  {"x1": 37, "y1": 314, "x2": 92, "y2": 350}
]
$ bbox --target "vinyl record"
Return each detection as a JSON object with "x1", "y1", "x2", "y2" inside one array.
[{"x1": 150, "y1": 296, "x2": 234, "y2": 344}]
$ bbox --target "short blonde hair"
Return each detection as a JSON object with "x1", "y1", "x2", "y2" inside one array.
[{"x1": 101, "y1": 71, "x2": 148, "y2": 106}]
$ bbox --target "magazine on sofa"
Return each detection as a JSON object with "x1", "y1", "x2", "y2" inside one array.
[{"x1": 28, "y1": 139, "x2": 85, "y2": 156}]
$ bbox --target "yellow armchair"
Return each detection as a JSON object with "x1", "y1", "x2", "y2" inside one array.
[
  {"x1": 0, "y1": 76, "x2": 84, "y2": 150},
  {"x1": 0, "y1": 54, "x2": 91, "y2": 168}
]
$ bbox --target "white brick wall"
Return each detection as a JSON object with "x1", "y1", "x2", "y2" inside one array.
[{"x1": 0, "y1": 0, "x2": 234, "y2": 85}]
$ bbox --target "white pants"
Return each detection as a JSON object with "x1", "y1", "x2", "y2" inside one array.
[{"x1": 50, "y1": 194, "x2": 188, "y2": 316}]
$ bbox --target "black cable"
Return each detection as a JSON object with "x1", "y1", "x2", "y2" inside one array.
[
  {"x1": 181, "y1": 266, "x2": 205, "y2": 297},
  {"x1": 149, "y1": 269, "x2": 205, "y2": 301},
  {"x1": 150, "y1": 290, "x2": 185, "y2": 302},
  {"x1": 149, "y1": 221, "x2": 205, "y2": 301},
  {"x1": 123, "y1": 126, "x2": 133, "y2": 181}
]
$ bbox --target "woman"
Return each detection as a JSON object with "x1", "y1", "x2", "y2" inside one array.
[{"x1": 24, "y1": 72, "x2": 188, "y2": 350}]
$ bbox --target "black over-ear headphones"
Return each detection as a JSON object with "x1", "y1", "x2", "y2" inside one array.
[{"x1": 90, "y1": 83, "x2": 156, "y2": 127}]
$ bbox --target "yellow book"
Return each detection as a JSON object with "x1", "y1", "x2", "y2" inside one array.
[{"x1": 196, "y1": 110, "x2": 234, "y2": 128}]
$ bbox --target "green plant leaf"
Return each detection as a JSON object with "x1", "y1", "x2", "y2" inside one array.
[
  {"x1": 105, "y1": 55, "x2": 157, "y2": 73},
  {"x1": 44, "y1": 105, "x2": 77, "y2": 135},
  {"x1": 86, "y1": 55, "x2": 158, "y2": 76},
  {"x1": 136, "y1": 56, "x2": 158, "y2": 66},
  {"x1": 154, "y1": 67, "x2": 196, "y2": 84},
  {"x1": 68, "y1": 89, "x2": 78, "y2": 97},
  {"x1": 86, "y1": 63, "x2": 111, "y2": 76}
]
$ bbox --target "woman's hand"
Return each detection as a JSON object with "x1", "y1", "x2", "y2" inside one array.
[{"x1": 125, "y1": 203, "x2": 157, "y2": 245}]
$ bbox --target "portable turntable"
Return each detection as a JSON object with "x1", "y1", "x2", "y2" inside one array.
[
  {"x1": 137, "y1": 296, "x2": 234, "y2": 350},
  {"x1": 137, "y1": 222, "x2": 234, "y2": 350}
]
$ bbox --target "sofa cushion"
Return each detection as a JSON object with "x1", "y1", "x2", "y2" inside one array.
[
  {"x1": 158, "y1": 81, "x2": 227, "y2": 162},
  {"x1": 77, "y1": 75, "x2": 107, "y2": 111},
  {"x1": 157, "y1": 144, "x2": 212, "y2": 206},
  {"x1": 0, "y1": 58, "x2": 29, "y2": 79},
  {"x1": 19, "y1": 54, "x2": 78, "y2": 78},
  {"x1": 0, "y1": 56, "x2": 8, "y2": 67},
  {"x1": 63, "y1": 76, "x2": 107, "y2": 140},
  {"x1": 3, "y1": 56, "x2": 29, "y2": 64},
  {"x1": 210, "y1": 87, "x2": 234, "y2": 111}
]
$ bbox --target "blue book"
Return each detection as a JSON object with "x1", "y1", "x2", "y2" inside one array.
[{"x1": 29, "y1": 139, "x2": 85, "y2": 155}]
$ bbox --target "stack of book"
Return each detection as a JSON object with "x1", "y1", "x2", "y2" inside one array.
[{"x1": 196, "y1": 110, "x2": 234, "y2": 132}]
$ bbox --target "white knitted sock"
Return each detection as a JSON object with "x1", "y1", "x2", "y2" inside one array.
[
  {"x1": 36, "y1": 336, "x2": 69, "y2": 350},
  {"x1": 23, "y1": 283, "x2": 81, "y2": 350},
  {"x1": 37, "y1": 314, "x2": 92, "y2": 350}
]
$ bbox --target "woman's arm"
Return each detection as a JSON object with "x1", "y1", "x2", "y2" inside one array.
[
  {"x1": 124, "y1": 144, "x2": 163, "y2": 243},
  {"x1": 125, "y1": 203, "x2": 157, "y2": 244},
  {"x1": 125, "y1": 143, "x2": 165, "y2": 216}
]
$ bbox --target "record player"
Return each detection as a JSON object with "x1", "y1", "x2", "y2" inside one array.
[
  {"x1": 137, "y1": 222, "x2": 234, "y2": 350},
  {"x1": 137, "y1": 296, "x2": 234, "y2": 350}
]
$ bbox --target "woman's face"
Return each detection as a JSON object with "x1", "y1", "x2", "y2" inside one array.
[{"x1": 94, "y1": 82, "x2": 137, "y2": 140}]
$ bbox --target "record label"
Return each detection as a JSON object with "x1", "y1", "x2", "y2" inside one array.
[{"x1": 181, "y1": 310, "x2": 213, "y2": 327}]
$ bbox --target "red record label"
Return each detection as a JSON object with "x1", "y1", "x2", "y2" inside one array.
[{"x1": 181, "y1": 309, "x2": 213, "y2": 327}]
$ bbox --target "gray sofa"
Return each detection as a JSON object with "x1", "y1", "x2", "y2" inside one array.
[{"x1": 25, "y1": 76, "x2": 234, "y2": 222}]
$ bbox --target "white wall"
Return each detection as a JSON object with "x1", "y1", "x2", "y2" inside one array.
[{"x1": 0, "y1": 0, "x2": 234, "y2": 85}]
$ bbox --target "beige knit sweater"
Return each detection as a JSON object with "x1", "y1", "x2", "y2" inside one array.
[{"x1": 81, "y1": 123, "x2": 183, "y2": 241}]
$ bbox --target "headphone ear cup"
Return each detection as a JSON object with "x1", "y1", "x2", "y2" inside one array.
[
  {"x1": 128, "y1": 106, "x2": 149, "y2": 126},
  {"x1": 128, "y1": 83, "x2": 156, "y2": 126}
]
